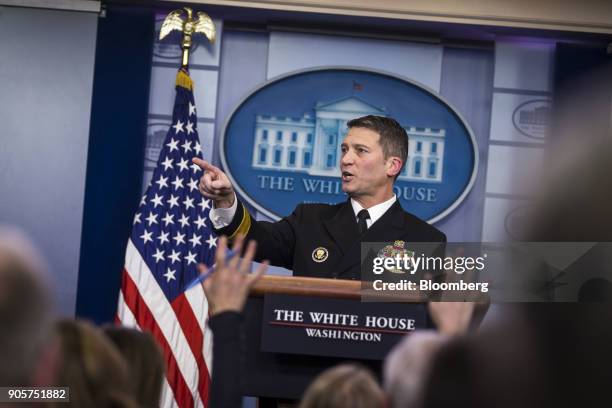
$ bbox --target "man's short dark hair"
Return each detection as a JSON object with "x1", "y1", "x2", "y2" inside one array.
[{"x1": 347, "y1": 115, "x2": 408, "y2": 177}]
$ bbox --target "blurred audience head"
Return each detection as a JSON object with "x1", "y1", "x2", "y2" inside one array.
[
  {"x1": 103, "y1": 326, "x2": 165, "y2": 407},
  {"x1": 419, "y1": 70, "x2": 612, "y2": 407},
  {"x1": 422, "y1": 304, "x2": 612, "y2": 408},
  {"x1": 53, "y1": 319, "x2": 137, "y2": 408},
  {"x1": 299, "y1": 363, "x2": 385, "y2": 408},
  {"x1": 422, "y1": 310, "x2": 541, "y2": 408},
  {"x1": 384, "y1": 331, "x2": 449, "y2": 408},
  {"x1": 0, "y1": 227, "x2": 55, "y2": 386}
]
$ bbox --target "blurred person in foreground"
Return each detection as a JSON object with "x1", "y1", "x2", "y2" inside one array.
[
  {"x1": 0, "y1": 227, "x2": 57, "y2": 387},
  {"x1": 421, "y1": 304, "x2": 612, "y2": 408},
  {"x1": 200, "y1": 234, "x2": 268, "y2": 408},
  {"x1": 421, "y1": 137, "x2": 612, "y2": 408},
  {"x1": 299, "y1": 364, "x2": 385, "y2": 408},
  {"x1": 51, "y1": 319, "x2": 138, "y2": 408},
  {"x1": 103, "y1": 326, "x2": 165, "y2": 408},
  {"x1": 383, "y1": 301, "x2": 475, "y2": 408}
]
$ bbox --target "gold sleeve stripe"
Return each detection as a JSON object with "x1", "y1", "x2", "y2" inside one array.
[{"x1": 228, "y1": 203, "x2": 251, "y2": 239}]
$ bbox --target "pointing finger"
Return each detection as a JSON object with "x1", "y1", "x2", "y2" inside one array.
[{"x1": 192, "y1": 158, "x2": 220, "y2": 175}]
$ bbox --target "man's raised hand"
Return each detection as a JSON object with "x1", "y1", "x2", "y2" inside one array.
[{"x1": 192, "y1": 158, "x2": 235, "y2": 208}]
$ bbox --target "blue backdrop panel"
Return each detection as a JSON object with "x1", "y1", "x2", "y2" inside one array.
[
  {"x1": 437, "y1": 46, "x2": 494, "y2": 241},
  {"x1": 76, "y1": 6, "x2": 154, "y2": 323}
]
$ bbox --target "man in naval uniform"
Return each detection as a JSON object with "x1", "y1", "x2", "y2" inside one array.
[{"x1": 193, "y1": 115, "x2": 446, "y2": 280}]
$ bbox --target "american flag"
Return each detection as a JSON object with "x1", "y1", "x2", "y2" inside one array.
[{"x1": 117, "y1": 68, "x2": 216, "y2": 408}]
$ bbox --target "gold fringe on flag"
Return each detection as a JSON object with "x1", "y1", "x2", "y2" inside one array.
[{"x1": 175, "y1": 69, "x2": 193, "y2": 91}]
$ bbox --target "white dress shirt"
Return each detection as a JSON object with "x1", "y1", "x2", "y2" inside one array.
[{"x1": 349, "y1": 195, "x2": 397, "y2": 229}]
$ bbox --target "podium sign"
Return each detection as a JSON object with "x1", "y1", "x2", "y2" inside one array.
[{"x1": 261, "y1": 293, "x2": 428, "y2": 360}]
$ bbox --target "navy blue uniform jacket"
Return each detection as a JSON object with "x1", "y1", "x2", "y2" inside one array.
[{"x1": 213, "y1": 199, "x2": 446, "y2": 280}]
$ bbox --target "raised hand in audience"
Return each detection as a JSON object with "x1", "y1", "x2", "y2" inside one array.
[{"x1": 200, "y1": 234, "x2": 268, "y2": 315}]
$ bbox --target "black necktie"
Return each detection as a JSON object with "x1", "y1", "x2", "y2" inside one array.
[{"x1": 357, "y1": 209, "x2": 370, "y2": 234}]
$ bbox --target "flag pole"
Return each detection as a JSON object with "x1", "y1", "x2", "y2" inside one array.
[{"x1": 117, "y1": 8, "x2": 219, "y2": 407}]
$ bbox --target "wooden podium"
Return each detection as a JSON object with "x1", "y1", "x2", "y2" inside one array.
[{"x1": 241, "y1": 275, "x2": 432, "y2": 401}]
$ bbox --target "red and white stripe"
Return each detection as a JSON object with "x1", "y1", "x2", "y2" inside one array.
[{"x1": 117, "y1": 239, "x2": 212, "y2": 408}]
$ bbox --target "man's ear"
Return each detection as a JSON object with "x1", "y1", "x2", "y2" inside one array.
[{"x1": 386, "y1": 157, "x2": 403, "y2": 177}]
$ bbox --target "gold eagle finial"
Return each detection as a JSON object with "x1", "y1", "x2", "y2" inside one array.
[{"x1": 159, "y1": 7, "x2": 216, "y2": 67}]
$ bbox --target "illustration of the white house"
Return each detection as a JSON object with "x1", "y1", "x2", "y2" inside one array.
[
  {"x1": 251, "y1": 96, "x2": 445, "y2": 183},
  {"x1": 519, "y1": 105, "x2": 549, "y2": 126}
]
